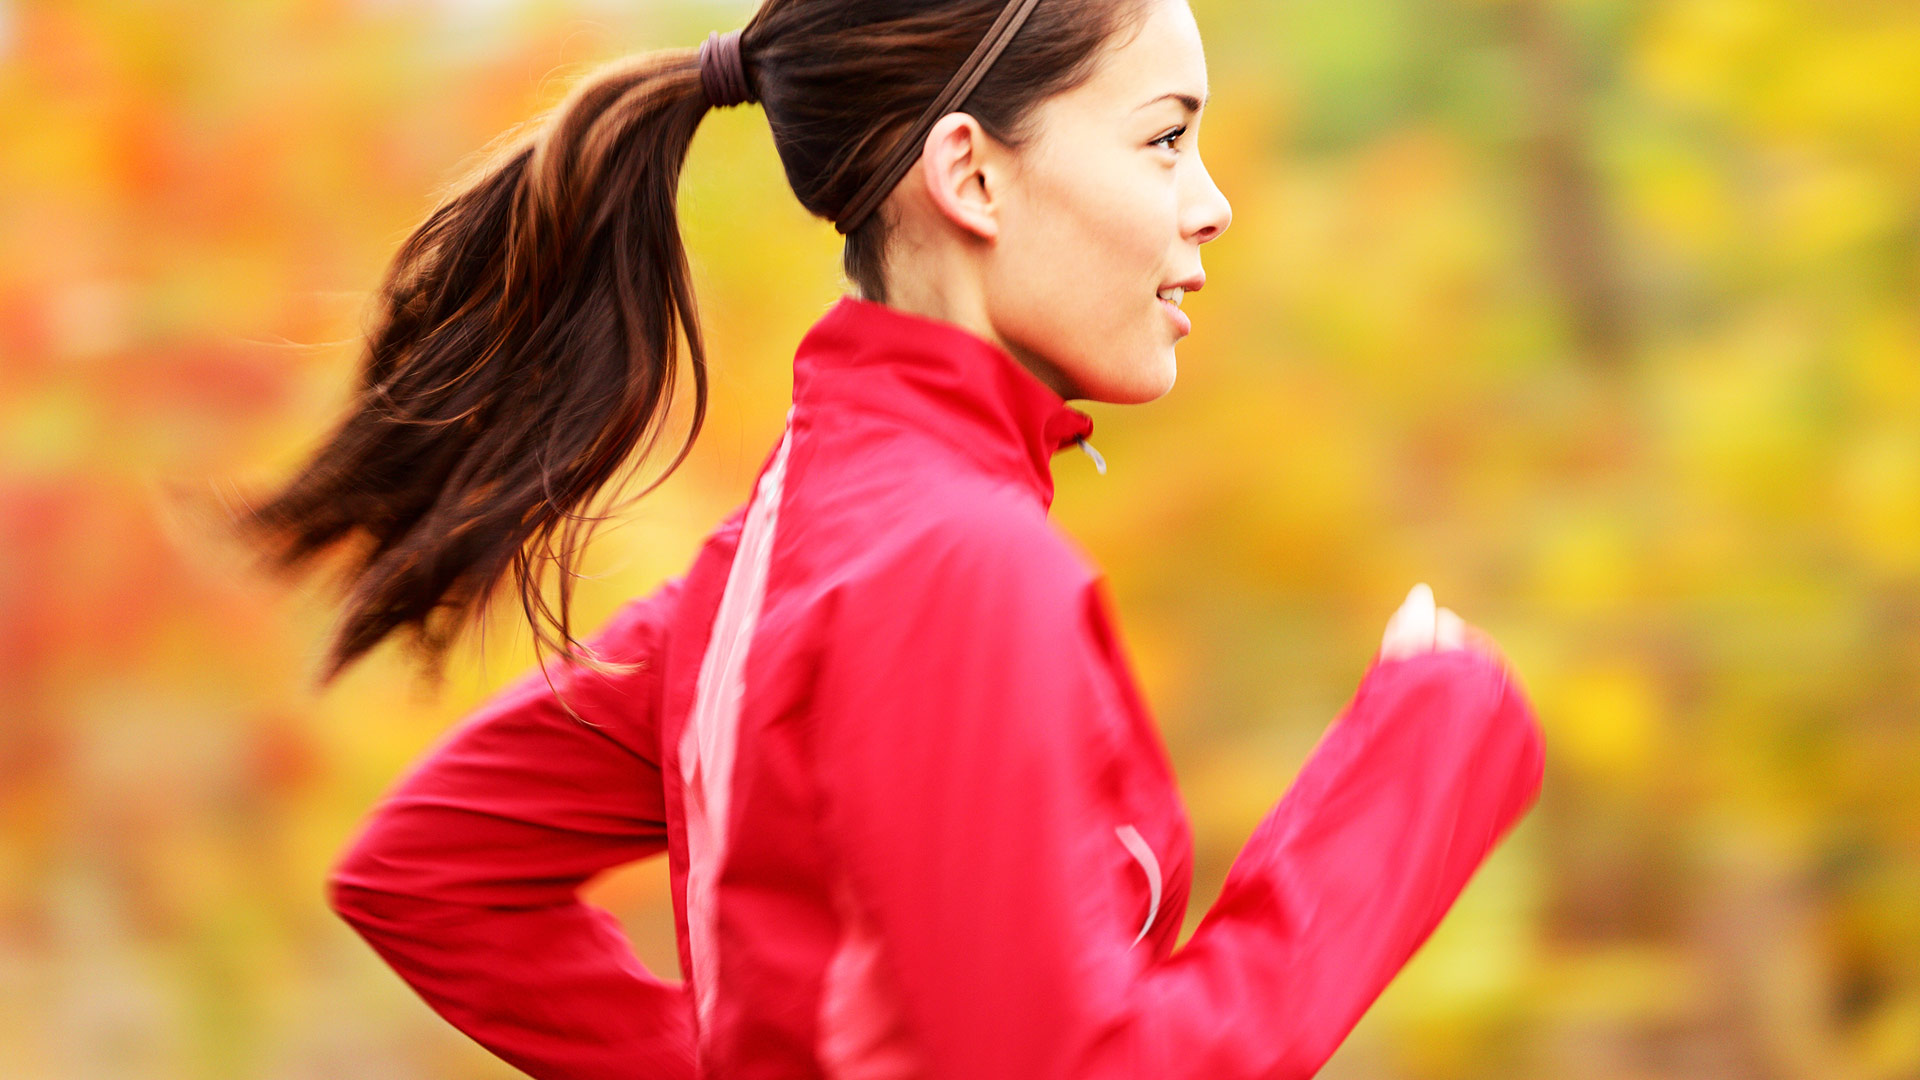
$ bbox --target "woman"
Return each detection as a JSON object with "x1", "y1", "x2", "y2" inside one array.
[{"x1": 240, "y1": 0, "x2": 1546, "y2": 1076}]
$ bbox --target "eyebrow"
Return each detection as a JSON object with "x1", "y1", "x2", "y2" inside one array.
[{"x1": 1137, "y1": 91, "x2": 1207, "y2": 114}]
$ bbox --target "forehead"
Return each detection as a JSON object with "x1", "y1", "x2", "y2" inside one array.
[{"x1": 1073, "y1": 0, "x2": 1207, "y2": 109}]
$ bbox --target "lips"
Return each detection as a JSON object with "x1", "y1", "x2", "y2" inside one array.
[
  {"x1": 1156, "y1": 273, "x2": 1202, "y2": 336},
  {"x1": 1157, "y1": 292, "x2": 1191, "y2": 336}
]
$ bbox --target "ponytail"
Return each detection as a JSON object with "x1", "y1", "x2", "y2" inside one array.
[
  {"x1": 215, "y1": 0, "x2": 1147, "y2": 692},
  {"x1": 225, "y1": 40, "x2": 739, "y2": 690}
]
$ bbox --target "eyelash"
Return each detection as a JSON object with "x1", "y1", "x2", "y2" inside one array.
[{"x1": 1152, "y1": 125, "x2": 1187, "y2": 151}]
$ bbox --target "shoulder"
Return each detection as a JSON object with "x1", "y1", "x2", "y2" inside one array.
[
  {"x1": 804, "y1": 482, "x2": 1128, "y2": 783},
  {"x1": 846, "y1": 476, "x2": 1099, "y2": 619}
]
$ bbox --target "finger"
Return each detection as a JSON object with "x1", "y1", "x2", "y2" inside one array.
[
  {"x1": 1381, "y1": 614, "x2": 1423, "y2": 660},
  {"x1": 1380, "y1": 629, "x2": 1413, "y2": 661},
  {"x1": 1387, "y1": 583, "x2": 1435, "y2": 639},
  {"x1": 1404, "y1": 582, "x2": 1434, "y2": 620},
  {"x1": 1381, "y1": 583, "x2": 1437, "y2": 659}
]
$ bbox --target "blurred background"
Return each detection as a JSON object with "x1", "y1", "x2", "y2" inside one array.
[{"x1": 3, "y1": 0, "x2": 1917, "y2": 1076}]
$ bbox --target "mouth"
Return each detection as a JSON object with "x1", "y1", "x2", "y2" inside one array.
[
  {"x1": 1156, "y1": 287, "x2": 1192, "y2": 336},
  {"x1": 1156, "y1": 272, "x2": 1204, "y2": 311}
]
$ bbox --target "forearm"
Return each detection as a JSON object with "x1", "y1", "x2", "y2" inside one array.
[
  {"x1": 1114, "y1": 649, "x2": 1545, "y2": 1079},
  {"x1": 330, "y1": 881, "x2": 696, "y2": 1080},
  {"x1": 322, "y1": 569, "x2": 698, "y2": 1078}
]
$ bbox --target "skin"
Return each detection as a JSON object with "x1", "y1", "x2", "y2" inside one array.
[
  {"x1": 873, "y1": 0, "x2": 1502, "y2": 667},
  {"x1": 876, "y1": 0, "x2": 1230, "y2": 404},
  {"x1": 1380, "y1": 583, "x2": 1505, "y2": 665}
]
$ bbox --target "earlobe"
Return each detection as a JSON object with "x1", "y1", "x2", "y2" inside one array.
[{"x1": 918, "y1": 114, "x2": 999, "y2": 241}]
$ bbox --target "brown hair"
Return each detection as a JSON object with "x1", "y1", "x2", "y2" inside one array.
[{"x1": 221, "y1": 0, "x2": 1148, "y2": 691}]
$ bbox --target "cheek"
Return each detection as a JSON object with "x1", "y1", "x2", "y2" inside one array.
[{"x1": 991, "y1": 164, "x2": 1178, "y2": 398}]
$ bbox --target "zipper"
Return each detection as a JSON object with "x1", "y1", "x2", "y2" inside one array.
[{"x1": 1074, "y1": 434, "x2": 1107, "y2": 475}]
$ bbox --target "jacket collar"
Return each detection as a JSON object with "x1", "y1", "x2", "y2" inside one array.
[{"x1": 790, "y1": 295, "x2": 1097, "y2": 510}]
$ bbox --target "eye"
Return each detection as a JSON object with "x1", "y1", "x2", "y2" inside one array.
[{"x1": 1151, "y1": 125, "x2": 1187, "y2": 152}]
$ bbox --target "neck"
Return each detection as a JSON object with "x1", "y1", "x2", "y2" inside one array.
[
  {"x1": 880, "y1": 261, "x2": 1081, "y2": 401},
  {"x1": 788, "y1": 296, "x2": 1098, "y2": 511}
]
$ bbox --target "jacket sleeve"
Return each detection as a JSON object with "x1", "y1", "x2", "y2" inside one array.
[
  {"x1": 325, "y1": 574, "x2": 696, "y2": 1080},
  {"x1": 808, "y1": 516, "x2": 1546, "y2": 1080}
]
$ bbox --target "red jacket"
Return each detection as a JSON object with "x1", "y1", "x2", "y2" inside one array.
[{"x1": 327, "y1": 295, "x2": 1546, "y2": 1079}]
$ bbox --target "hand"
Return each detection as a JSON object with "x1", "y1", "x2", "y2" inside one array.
[{"x1": 1379, "y1": 583, "x2": 1506, "y2": 665}]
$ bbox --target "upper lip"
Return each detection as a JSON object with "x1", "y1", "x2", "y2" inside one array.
[{"x1": 1158, "y1": 273, "x2": 1205, "y2": 294}]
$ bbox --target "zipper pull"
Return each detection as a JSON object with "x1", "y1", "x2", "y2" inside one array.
[{"x1": 1074, "y1": 434, "x2": 1107, "y2": 475}]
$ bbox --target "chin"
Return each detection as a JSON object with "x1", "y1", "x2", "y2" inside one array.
[
  {"x1": 1136, "y1": 349, "x2": 1180, "y2": 401},
  {"x1": 1094, "y1": 357, "x2": 1177, "y2": 404}
]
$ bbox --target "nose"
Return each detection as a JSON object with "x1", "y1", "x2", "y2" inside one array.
[{"x1": 1183, "y1": 158, "x2": 1232, "y2": 244}]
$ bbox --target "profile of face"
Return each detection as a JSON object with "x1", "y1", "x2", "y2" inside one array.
[{"x1": 888, "y1": 0, "x2": 1232, "y2": 404}]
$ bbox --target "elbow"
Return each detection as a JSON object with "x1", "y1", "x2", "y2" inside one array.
[
  {"x1": 323, "y1": 849, "x2": 425, "y2": 938},
  {"x1": 321, "y1": 814, "x2": 509, "y2": 925},
  {"x1": 323, "y1": 825, "x2": 400, "y2": 926},
  {"x1": 324, "y1": 854, "x2": 369, "y2": 919},
  {"x1": 323, "y1": 850, "x2": 372, "y2": 925}
]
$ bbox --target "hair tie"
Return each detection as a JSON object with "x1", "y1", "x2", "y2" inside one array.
[{"x1": 698, "y1": 29, "x2": 754, "y2": 110}]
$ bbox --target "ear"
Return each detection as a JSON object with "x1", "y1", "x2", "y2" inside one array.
[{"x1": 916, "y1": 112, "x2": 1002, "y2": 241}]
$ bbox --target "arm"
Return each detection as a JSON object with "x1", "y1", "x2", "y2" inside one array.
[
  {"x1": 809, "y1": 521, "x2": 1545, "y2": 1080},
  {"x1": 326, "y1": 574, "x2": 695, "y2": 1080},
  {"x1": 1145, "y1": 643, "x2": 1545, "y2": 1078}
]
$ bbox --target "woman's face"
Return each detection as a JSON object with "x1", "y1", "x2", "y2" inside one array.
[{"x1": 985, "y1": 0, "x2": 1231, "y2": 404}]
